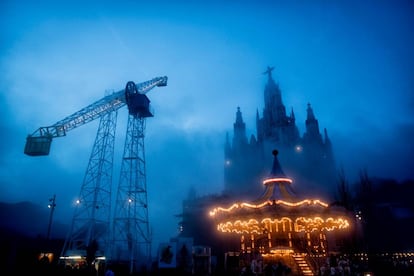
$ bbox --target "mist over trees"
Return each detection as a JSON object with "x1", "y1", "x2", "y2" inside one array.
[{"x1": 334, "y1": 167, "x2": 414, "y2": 253}]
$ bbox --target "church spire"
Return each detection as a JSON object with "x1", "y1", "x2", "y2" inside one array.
[
  {"x1": 306, "y1": 103, "x2": 316, "y2": 121},
  {"x1": 235, "y1": 106, "x2": 244, "y2": 124},
  {"x1": 304, "y1": 102, "x2": 323, "y2": 144},
  {"x1": 262, "y1": 66, "x2": 286, "y2": 127},
  {"x1": 233, "y1": 106, "x2": 248, "y2": 150}
]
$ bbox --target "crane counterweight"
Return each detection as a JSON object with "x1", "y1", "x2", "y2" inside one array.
[{"x1": 24, "y1": 135, "x2": 53, "y2": 156}]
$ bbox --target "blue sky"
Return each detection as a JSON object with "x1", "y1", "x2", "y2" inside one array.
[{"x1": 1, "y1": 0, "x2": 413, "y2": 250}]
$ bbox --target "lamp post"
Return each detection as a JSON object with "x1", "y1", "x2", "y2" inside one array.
[{"x1": 47, "y1": 194, "x2": 56, "y2": 240}]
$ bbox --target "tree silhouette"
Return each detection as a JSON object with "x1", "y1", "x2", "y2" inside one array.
[
  {"x1": 335, "y1": 166, "x2": 353, "y2": 211},
  {"x1": 86, "y1": 239, "x2": 98, "y2": 268},
  {"x1": 354, "y1": 168, "x2": 374, "y2": 253}
]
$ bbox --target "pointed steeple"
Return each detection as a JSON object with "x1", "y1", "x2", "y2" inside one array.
[
  {"x1": 269, "y1": 149, "x2": 286, "y2": 178},
  {"x1": 232, "y1": 107, "x2": 248, "y2": 149},
  {"x1": 262, "y1": 66, "x2": 289, "y2": 131},
  {"x1": 235, "y1": 106, "x2": 244, "y2": 124},
  {"x1": 304, "y1": 102, "x2": 322, "y2": 144},
  {"x1": 306, "y1": 103, "x2": 316, "y2": 121}
]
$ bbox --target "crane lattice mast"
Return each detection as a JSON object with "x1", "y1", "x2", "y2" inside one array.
[
  {"x1": 110, "y1": 81, "x2": 154, "y2": 272},
  {"x1": 60, "y1": 110, "x2": 117, "y2": 263},
  {"x1": 24, "y1": 76, "x2": 167, "y2": 274}
]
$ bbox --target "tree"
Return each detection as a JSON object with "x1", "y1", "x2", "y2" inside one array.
[
  {"x1": 86, "y1": 239, "x2": 98, "y2": 268},
  {"x1": 354, "y1": 168, "x2": 373, "y2": 252},
  {"x1": 335, "y1": 166, "x2": 353, "y2": 211}
]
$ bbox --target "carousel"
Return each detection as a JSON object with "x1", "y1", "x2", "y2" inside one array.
[{"x1": 209, "y1": 150, "x2": 351, "y2": 274}]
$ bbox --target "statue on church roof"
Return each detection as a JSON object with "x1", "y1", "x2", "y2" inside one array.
[{"x1": 263, "y1": 66, "x2": 275, "y2": 79}]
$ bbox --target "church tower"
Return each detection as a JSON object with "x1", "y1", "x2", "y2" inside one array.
[
  {"x1": 232, "y1": 107, "x2": 248, "y2": 151},
  {"x1": 300, "y1": 103, "x2": 336, "y2": 192},
  {"x1": 257, "y1": 66, "x2": 300, "y2": 146},
  {"x1": 224, "y1": 107, "x2": 263, "y2": 198},
  {"x1": 224, "y1": 67, "x2": 337, "y2": 199}
]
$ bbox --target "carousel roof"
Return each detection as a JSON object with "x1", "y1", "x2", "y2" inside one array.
[
  {"x1": 209, "y1": 150, "x2": 350, "y2": 234},
  {"x1": 255, "y1": 149, "x2": 297, "y2": 203}
]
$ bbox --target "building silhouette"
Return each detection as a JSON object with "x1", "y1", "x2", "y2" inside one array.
[
  {"x1": 224, "y1": 66, "x2": 336, "y2": 200},
  {"x1": 176, "y1": 67, "x2": 340, "y2": 272}
]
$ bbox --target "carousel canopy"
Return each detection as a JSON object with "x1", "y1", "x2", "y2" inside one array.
[{"x1": 209, "y1": 150, "x2": 350, "y2": 234}]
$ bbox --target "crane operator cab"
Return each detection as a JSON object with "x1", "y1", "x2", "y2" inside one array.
[{"x1": 124, "y1": 81, "x2": 154, "y2": 118}]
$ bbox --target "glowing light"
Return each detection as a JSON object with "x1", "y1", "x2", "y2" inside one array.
[
  {"x1": 59, "y1": 255, "x2": 83, "y2": 260},
  {"x1": 295, "y1": 145, "x2": 303, "y2": 152},
  {"x1": 215, "y1": 216, "x2": 350, "y2": 234},
  {"x1": 263, "y1": 178, "x2": 293, "y2": 185},
  {"x1": 209, "y1": 198, "x2": 329, "y2": 216},
  {"x1": 294, "y1": 217, "x2": 350, "y2": 232},
  {"x1": 209, "y1": 176, "x2": 351, "y2": 256},
  {"x1": 268, "y1": 248, "x2": 294, "y2": 255}
]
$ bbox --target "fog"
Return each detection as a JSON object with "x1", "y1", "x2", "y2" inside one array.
[{"x1": 1, "y1": 0, "x2": 413, "y2": 255}]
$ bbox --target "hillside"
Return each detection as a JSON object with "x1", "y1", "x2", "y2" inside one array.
[{"x1": 0, "y1": 201, "x2": 69, "y2": 239}]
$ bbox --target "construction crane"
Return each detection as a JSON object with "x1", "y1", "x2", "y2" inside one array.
[{"x1": 24, "y1": 76, "x2": 168, "y2": 273}]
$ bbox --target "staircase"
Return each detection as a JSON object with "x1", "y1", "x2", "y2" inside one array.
[{"x1": 292, "y1": 254, "x2": 314, "y2": 276}]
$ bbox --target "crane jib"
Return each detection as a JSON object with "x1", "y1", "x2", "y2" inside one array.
[{"x1": 24, "y1": 76, "x2": 168, "y2": 156}]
